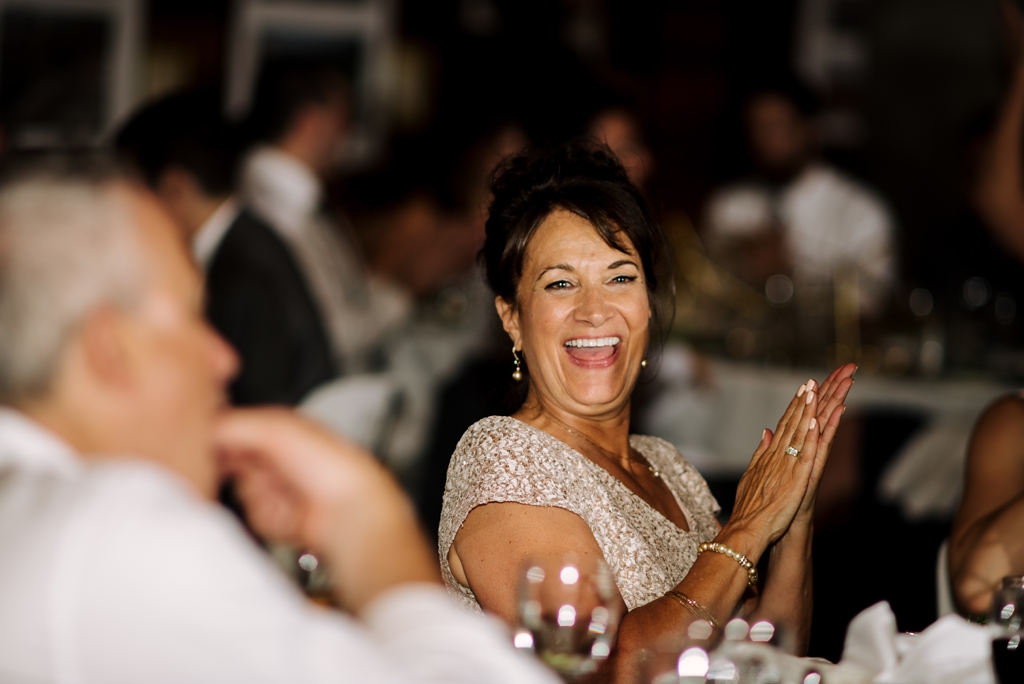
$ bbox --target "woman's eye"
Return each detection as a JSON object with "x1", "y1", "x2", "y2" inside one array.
[
  {"x1": 545, "y1": 280, "x2": 574, "y2": 290},
  {"x1": 611, "y1": 275, "x2": 637, "y2": 284}
]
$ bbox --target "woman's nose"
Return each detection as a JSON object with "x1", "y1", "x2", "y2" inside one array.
[{"x1": 574, "y1": 286, "x2": 614, "y2": 326}]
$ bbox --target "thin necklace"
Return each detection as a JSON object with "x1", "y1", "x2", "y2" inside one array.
[{"x1": 546, "y1": 414, "x2": 662, "y2": 479}]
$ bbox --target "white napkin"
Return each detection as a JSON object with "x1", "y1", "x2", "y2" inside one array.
[{"x1": 840, "y1": 601, "x2": 995, "y2": 683}]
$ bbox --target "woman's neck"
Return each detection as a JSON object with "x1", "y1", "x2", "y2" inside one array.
[{"x1": 514, "y1": 392, "x2": 632, "y2": 459}]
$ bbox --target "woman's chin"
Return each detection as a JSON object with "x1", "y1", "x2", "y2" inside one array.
[{"x1": 560, "y1": 377, "x2": 632, "y2": 411}]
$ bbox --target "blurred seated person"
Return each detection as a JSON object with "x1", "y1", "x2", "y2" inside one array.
[
  {"x1": 241, "y1": 60, "x2": 409, "y2": 374},
  {"x1": 0, "y1": 162, "x2": 556, "y2": 684},
  {"x1": 355, "y1": 124, "x2": 527, "y2": 298},
  {"x1": 950, "y1": 394, "x2": 1024, "y2": 616},
  {"x1": 587, "y1": 106, "x2": 655, "y2": 190},
  {"x1": 116, "y1": 91, "x2": 335, "y2": 406},
  {"x1": 440, "y1": 142, "x2": 855, "y2": 679},
  {"x1": 342, "y1": 125, "x2": 528, "y2": 476},
  {"x1": 702, "y1": 83, "x2": 896, "y2": 314}
]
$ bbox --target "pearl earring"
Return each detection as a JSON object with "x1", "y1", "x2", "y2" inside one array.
[
  {"x1": 512, "y1": 347, "x2": 523, "y2": 382},
  {"x1": 641, "y1": 359, "x2": 648, "y2": 368}
]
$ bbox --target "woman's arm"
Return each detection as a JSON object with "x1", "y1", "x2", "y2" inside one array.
[
  {"x1": 950, "y1": 395, "x2": 1024, "y2": 615},
  {"x1": 746, "y1": 365, "x2": 851, "y2": 654},
  {"x1": 452, "y1": 501, "x2": 762, "y2": 682}
]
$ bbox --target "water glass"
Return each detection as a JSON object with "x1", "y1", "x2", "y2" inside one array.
[
  {"x1": 515, "y1": 555, "x2": 621, "y2": 681},
  {"x1": 991, "y1": 576, "x2": 1024, "y2": 683}
]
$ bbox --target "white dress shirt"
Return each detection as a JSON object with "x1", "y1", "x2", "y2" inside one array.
[
  {"x1": 240, "y1": 147, "x2": 410, "y2": 373},
  {"x1": 704, "y1": 163, "x2": 896, "y2": 312},
  {"x1": 192, "y1": 197, "x2": 242, "y2": 269},
  {"x1": 0, "y1": 408, "x2": 556, "y2": 684}
]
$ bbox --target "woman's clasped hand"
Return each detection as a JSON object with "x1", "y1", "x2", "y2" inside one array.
[{"x1": 729, "y1": 364, "x2": 854, "y2": 552}]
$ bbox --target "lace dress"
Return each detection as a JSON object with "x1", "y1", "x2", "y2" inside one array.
[{"x1": 438, "y1": 416, "x2": 721, "y2": 612}]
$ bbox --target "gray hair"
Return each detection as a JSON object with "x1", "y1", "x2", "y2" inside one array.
[{"x1": 0, "y1": 164, "x2": 145, "y2": 403}]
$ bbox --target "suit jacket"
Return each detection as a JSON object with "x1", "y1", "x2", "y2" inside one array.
[{"x1": 205, "y1": 210, "x2": 337, "y2": 406}]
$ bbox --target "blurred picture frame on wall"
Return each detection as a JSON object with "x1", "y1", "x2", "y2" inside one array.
[
  {"x1": 0, "y1": 0, "x2": 142, "y2": 150},
  {"x1": 226, "y1": 0, "x2": 395, "y2": 169}
]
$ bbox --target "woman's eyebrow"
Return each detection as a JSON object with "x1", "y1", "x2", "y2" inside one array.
[
  {"x1": 537, "y1": 263, "x2": 573, "y2": 280},
  {"x1": 608, "y1": 259, "x2": 639, "y2": 270}
]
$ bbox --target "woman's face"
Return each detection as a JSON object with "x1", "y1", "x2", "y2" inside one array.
[{"x1": 497, "y1": 208, "x2": 651, "y2": 419}]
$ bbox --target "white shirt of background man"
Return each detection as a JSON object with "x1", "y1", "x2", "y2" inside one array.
[{"x1": 704, "y1": 163, "x2": 897, "y2": 314}]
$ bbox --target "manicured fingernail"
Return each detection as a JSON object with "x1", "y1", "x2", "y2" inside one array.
[
  {"x1": 805, "y1": 390, "x2": 814, "y2": 405},
  {"x1": 842, "y1": 406, "x2": 847, "y2": 416},
  {"x1": 807, "y1": 379, "x2": 816, "y2": 391},
  {"x1": 797, "y1": 384, "x2": 806, "y2": 397},
  {"x1": 761, "y1": 428, "x2": 768, "y2": 440},
  {"x1": 809, "y1": 417, "x2": 817, "y2": 430}
]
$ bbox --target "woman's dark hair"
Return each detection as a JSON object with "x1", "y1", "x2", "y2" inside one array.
[{"x1": 481, "y1": 139, "x2": 674, "y2": 339}]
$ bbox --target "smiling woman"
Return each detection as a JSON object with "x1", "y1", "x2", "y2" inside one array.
[{"x1": 437, "y1": 142, "x2": 855, "y2": 682}]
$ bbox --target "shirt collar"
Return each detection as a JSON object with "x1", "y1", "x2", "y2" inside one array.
[
  {"x1": 241, "y1": 145, "x2": 322, "y2": 238},
  {"x1": 0, "y1": 407, "x2": 81, "y2": 477},
  {"x1": 192, "y1": 197, "x2": 241, "y2": 269}
]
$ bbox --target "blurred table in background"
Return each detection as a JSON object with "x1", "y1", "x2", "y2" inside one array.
[{"x1": 643, "y1": 352, "x2": 1012, "y2": 502}]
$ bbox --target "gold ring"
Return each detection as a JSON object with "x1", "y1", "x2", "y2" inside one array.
[{"x1": 785, "y1": 446, "x2": 799, "y2": 457}]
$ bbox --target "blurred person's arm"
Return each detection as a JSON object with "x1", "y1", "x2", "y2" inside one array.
[
  {"x1": 216, "y1": 410, "x2": 438, "y2": 612},
  {"x1": 949, "y1": 395, "x2": 1024, "y2": 616},
  {"x1": 215, "y1": 409, "x2": 558, "y2": 683},
  {"x1": 974, "y1": 2, "x2": 1024, "y2": 263}
]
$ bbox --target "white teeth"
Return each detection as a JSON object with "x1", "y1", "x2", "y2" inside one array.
[{"x1": 565, "y1": 336, "x2": 621, "y2": 348}]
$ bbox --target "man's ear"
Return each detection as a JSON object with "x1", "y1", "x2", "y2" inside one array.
[
  {"x1": 494, "y1": 296, "x2": 522, "y2": 350},
  {"x1": 77, "y1": 307, "x2": 134, "y2": 390}
]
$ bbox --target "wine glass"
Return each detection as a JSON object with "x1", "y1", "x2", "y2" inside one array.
[
  {"x1": 991, "y1": 576, "x2": 1024, "y2": 683},
  {"x1": 515, "y1": 555, "x2": 621, "y2": 681}
]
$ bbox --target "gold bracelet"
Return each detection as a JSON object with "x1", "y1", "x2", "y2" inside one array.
[
  {"x1": 697, "y1": 541, "x2": 759, "y2": 587},
  {"x1": 664, "y1": 590, "x2": 721, "y2": 629}
]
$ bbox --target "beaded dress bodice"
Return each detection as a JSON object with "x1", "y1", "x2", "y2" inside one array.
[{"x1": 438, "y1": 416, "x2": 720, "y2": 612}]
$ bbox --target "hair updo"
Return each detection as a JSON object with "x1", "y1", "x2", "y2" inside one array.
[{"x1": 481, "y1": 139, "x2": 674, "y2": 337}]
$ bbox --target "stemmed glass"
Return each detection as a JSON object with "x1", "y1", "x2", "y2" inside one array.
[
  {"x1": 991, "y1": 575, "x2": 1024, "y2": 683},
  {"x1": 515, "y1": 555, "x2": 621, "y2": 681}
]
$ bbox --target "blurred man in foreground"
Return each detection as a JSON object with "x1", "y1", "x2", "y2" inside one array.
[{"x1": 0, "y1": 163, "x2": 553, "y2": 684}]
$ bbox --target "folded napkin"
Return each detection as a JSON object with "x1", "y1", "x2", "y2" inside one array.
[{"x1": 840, "y1": 602, "x2": 995, "y2": 684}]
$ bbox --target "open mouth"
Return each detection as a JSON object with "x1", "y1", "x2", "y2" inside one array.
[{"x1": 564, "y1": 336, "x2": 621, "y2": 366}]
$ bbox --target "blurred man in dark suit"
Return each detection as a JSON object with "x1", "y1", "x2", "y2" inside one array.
[
  {"x1": 241, "y1": 61, "x2": 411, "y2": 375},
  {"x1": 116, "y1": 92, "x2": 336, "y2": 407}
]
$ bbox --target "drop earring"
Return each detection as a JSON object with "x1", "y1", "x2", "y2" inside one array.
[
  {"x1": 511, "y1": 346, "x2": 523, "y2": 381},
  {"x1": 640, "y1": 358, "x2": 648, "y2": 368}
]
